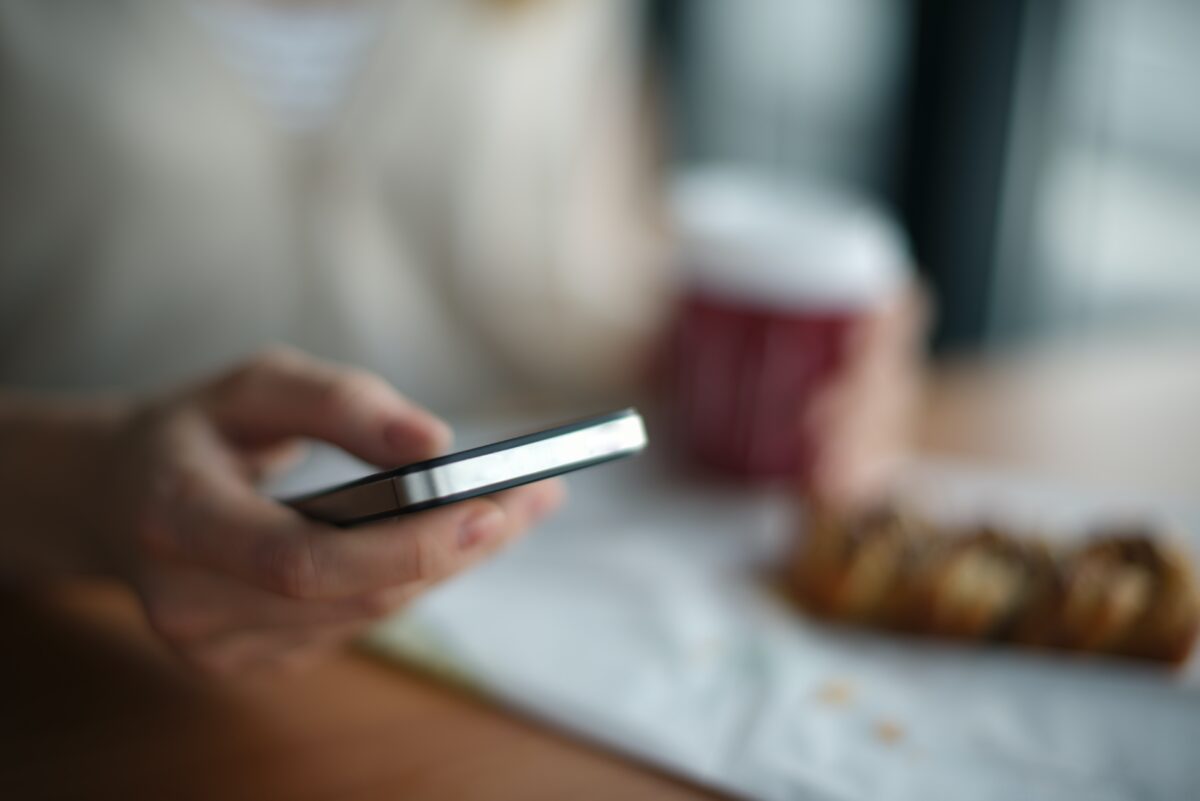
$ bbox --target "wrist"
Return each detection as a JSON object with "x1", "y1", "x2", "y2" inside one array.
[{"x1": 0, "y1": 394, "x2": 136, "y2": 583}]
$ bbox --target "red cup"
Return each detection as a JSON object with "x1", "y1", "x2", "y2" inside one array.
[{"x1": 665, "y1": 169, "x2": 909, "y2": 485}]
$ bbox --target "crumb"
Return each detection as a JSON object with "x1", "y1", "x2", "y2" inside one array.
[
  {"x1": 815, "y1": 680, "x2": 855, "y2": 706},
  {"x1": 874, "y1": 720, "x2": 904, "y2": 745}
]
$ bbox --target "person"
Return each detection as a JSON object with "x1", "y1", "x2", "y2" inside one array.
[{"x1": 0, "y1": 0, "x2": 920, "y2": 674}]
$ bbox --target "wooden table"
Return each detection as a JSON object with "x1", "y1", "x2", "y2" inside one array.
[
  {"x1": 4, "y1": 338, "x2": 1198, "y2": 801},
  {"x1": 918, "y1": 337, "x2": 1200, "y2": 498}
]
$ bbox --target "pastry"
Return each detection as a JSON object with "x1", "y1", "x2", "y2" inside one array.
[{"x1": 790, "y1": 505, "x2": 1200, "y2": 665}]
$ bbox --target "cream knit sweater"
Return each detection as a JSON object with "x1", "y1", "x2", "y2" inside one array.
[{"x1": 0, "y1": 0, "x2": 666, "y2": 412}]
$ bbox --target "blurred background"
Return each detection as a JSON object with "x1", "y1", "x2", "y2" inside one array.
[
  {"x1": 649, "y1": 0, "x2": 1200, "y2": 351},
  {"x1": 4, "y1": 0, "x2": 1198, "y2": 415},
  {"x1": 4, "y1": 2, "x2": 1200, "y2": 799}
]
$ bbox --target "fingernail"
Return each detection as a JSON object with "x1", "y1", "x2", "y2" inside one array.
[
  {"x1": 526, "y1": 494, "x2": 550, "y2": 523},
  {"x1": 526, "y1": 484, "x2": 563, "y2": 523},
  {"x1": 423, "y1": 418, "x2": 454, "y2": 452},
  {"x1": 459, "y1": 505, "x2": 505, "y2": 550}
]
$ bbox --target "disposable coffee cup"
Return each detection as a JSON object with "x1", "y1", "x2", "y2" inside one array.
[{"x1": 665, "y1": 167, "x2": 910, "y2": 484}]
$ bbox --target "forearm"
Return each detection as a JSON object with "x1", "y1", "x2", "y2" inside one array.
[{"x1": 0, "y1": 393, "x2": 132, "y2": 584}]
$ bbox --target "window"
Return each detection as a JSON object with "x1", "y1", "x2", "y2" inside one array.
[{"x1": 994, "y1": 0, "x2": 1200, "y2": 339}]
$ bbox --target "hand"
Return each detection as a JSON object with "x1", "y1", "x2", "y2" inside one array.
[
  {"x1": 803, "y1": 283, "x2": 928, "y2": 509},
  {"x1": 93, "y1": 348, "x2": 564, "y2": 675}
]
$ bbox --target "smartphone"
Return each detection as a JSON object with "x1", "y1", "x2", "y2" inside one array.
[{"x1": 285, "y1": 408, "x2": 647, "y2": 526}]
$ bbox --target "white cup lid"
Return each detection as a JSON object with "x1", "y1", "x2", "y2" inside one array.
[{"x1": 672, "y1": 167, "x2": 910, "y2": 310}]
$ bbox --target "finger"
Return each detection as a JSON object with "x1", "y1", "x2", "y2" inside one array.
[
  {"x1": 489, "y1": 477, "x2": 567, "y2": 534},
  {"x1": 205, "y1": 347, "x2": 452, "y2": 467},
  {"x1": 842, "y1": 309, "x2": 923, "y2": 389},
  {"x1": 142, "y1": 565, "x2": 394, "y2": 643},
  {"x1": 166, "y1": 479, "x2": 565, "y2": 675},
  {"x1": 806, "y1": 376, "x2": 916, "y2": 509},
  {"x1": 341, "y1": 478, "x2": 564, "y2": 612},
  {"x1": 150, "y1": 467, "x2": 564, "y2": 601},
  {"x1": 800, "y1": 354, "x2": 918, "y2": 505},
  {"x1": 298, "y1": 478, "x2": 566, "y2": 599}
]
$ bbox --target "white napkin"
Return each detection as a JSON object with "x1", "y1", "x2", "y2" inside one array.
[{"x1": 277, "y1": 437, "x2": 1200, "y2": 801}]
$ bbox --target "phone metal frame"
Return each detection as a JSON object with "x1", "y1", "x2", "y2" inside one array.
[{"x1": 286, "y1": 408, "x2": 646, "y2": 526}]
